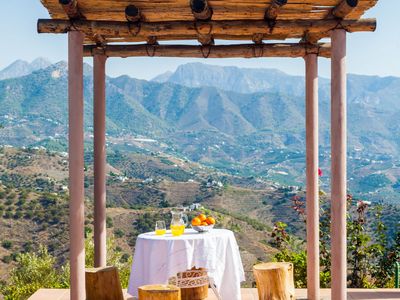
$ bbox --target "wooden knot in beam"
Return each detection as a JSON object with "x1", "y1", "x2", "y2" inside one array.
[
  {"x1": 190, "y1": 0, "x2": 213, "y2": 21},
  {"x1": 265, "y1": 0, "x2": 287, "y2": 23},
  {"x1": 332, "y1": 0, "x2": 359, "y2": 19},
  {"x1": 125, "y1": 5, "x2": 142, "y2": 23},
  {"x1": 59, "y1": 0, "x2": 84, "y2": 20}
]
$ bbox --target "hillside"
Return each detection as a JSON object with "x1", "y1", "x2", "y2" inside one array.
[
  {"x1": 0, "y1": 147, "x2": 297, "y2": 286},
  {"x1": 0, "y1": 60, "x2": 399, "y2": 204},
  {"x1": 1, "y1": 142, "x2": 400, "y2": 290}
]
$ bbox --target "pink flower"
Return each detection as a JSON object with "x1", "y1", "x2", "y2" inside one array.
[{"x1": 318, "y1": 168, "x2": 323, "y2": 177}]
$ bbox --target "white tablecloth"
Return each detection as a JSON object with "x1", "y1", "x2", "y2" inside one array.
[{"x1": 127, "y1": 229, "x2": 245, "y2": 300}]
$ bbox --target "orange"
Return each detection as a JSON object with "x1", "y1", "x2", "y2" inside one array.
[
  {"x1": 206, "y1": 216, "x2": 216, "y2": 225},
  {"x1": 191, "y1": 217, "x2": 201, "y2": 226},
  {"x1": 201, "y1": 221, "x2": 208, "y2": 226},
  {"x1": 198, "y1": 214, "x2": 207, "y2": 222}
]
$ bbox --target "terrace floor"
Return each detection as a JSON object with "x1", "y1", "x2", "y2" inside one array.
[{"x1": 29, "y1": 288, "x2": 400, "y2": 300}]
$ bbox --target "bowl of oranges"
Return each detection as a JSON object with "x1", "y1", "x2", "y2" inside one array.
[{"x1": 191, "y1": 213, "x2": 216, "y2": 233}]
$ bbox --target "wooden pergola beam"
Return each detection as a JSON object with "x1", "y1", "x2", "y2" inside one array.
[
  {"x1": 265, "y1": 0, "x2": 287, "y2": 21},
  {"x1": 332, "y1": 0, "x2": 359, "y2": 19},
  {"x1": 37, "y1": 18, "x2": 376, "y2": 42},
  {"x1": 59, "y1": 0, "x2": 84, "y2": 20},
  {"x1": 190, "y1": 0, "x2": 213, "y2": 20},
  {"x1": 83, "y1": 43, "x2": 331, "y2": 58}
]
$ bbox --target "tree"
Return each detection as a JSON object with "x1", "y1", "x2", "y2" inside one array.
[{"x1": 0, "y1": 245, "x2": 67, "y2": 300}]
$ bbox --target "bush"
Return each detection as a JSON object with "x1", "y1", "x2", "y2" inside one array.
[
  {"x1": 114, "y1": 228, "x2": 125, "y2": 238},
  {"x1": 2, "y1": 240, "x2": 12, "y2": 249},
  {"x1": 0, "y1": 246, "x2": 68, "y2": 299},
  {"x1": 84, "y1": 234, "x2": 132, "y2": 288},
  {"x1": 0, "y1": 235, "x2": 134, "y2": 299},
  {"x1": 1, "y1": 256, "x2": 12, "y2": 264},
  {"x1": 106, "y1": 216, "x2": 113, "y2": 228},
  {"x1": 272, "y1": 194, "x2": 400, "y2": 288}
]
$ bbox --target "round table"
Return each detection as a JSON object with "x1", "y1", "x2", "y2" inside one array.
[{"x1": 127, "y1": 228, "x2": 245, "y2": 300}]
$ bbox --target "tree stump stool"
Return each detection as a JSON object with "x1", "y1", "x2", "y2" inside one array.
[
  {"x1": 253, "y1": 262, "x2": 295, "y2": 300},
  {"x1": 169, "y1": 267, "x2": 209, "y2": 300},
  {"x1": 85, "y1": 266, "x2": 124, "y2": 300},
  {"x1": 138, "y1": 285, "x2": 181, "y2": 300}
]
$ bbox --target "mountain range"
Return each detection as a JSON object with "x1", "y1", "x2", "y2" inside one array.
[
  {"x1": 0, "y1": 58, "x2": 51, "y2": 81},
  {"x1": 0, "y1": 59, "x2": 399, "y2": 202}
]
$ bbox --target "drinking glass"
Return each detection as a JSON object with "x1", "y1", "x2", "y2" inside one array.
[{"x1": 155, "y1": 220, "x2": 166, "y2": 236}]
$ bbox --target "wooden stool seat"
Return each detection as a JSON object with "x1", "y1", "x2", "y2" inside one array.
[
  {"x1": 85, "y1": 266, "x2": 124, "y2": 300},
  {"x1": 253, "y1": 262, "x2": 295, "y2": 300},
  {"x1": 169, "y1": 267, "x2": 209, "y2": 300},
  {"x1": 138, "y1": 285, "x2": 181, "y2": 300}
]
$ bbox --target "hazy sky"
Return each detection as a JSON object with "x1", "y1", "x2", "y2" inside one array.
[{"x1": 0, "y1": 0, "x2": 398, "y2": 80}]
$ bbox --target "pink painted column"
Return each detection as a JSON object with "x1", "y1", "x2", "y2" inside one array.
[
  {"x1": 305, "y1": 53, "x2": 320, "y2": 300},
  {"x1": 93, "y1": 53, "x2": 107, "y2": 267},
  {"x1": 68, "y1": 31, "x2": 85, "y2": 300},
  {"x1": 331, "y1": 29, "x2": 347, "y2": 300}
]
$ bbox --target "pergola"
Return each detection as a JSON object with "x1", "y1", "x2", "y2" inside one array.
[{"x1": 38, "y1": 0, "x2": 379, "y2": 299}]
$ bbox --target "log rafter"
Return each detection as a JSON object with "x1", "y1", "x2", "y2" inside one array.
[
  {"x1": 125, "y1": 5, "x2": 142, "y2": 23},
  {"x1": 332, "y1": 0, "x2": 359, "y2": 19},
  {"x1": 190, "y1": 0, "x2": 213, "y2": 21},
  {"x1": 83, "y1": 43, "x2": 331, "y2": 59},
  {"x1": 58, "y1": 0, "x2": 84, "y2": 20},
  {"x1": 265, "y1": 0, "x2": 287, "y2": 22},
  {"x1": 37, "y1": 18, "x2": 376, "y2": 44},
  {"x1": 300, "y1": 0, "x2": 360, "y2": 43}
]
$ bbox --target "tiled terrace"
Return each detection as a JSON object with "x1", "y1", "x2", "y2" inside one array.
[{"x1": 29, "y1": 288, "x2": 400, "y2": 300}]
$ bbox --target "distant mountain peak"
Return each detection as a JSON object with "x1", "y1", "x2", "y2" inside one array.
[
  {"x1": 0, "y1": 57, "x2": 52, "y2": 80},
  {"x1": 152, "y1": 71, "x2": 173, "y2": 83},
  {"x1": 30, "y1": 57, "x2": 52, "y2": 70},
  {"x1": 152, "y1": 62, "x2": 300, "y2": 94}
]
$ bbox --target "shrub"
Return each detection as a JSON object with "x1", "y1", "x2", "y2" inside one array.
[
  {"x1": 0, "y1": 246, "x2": 68, "y2": 299},
  {"x1": 84, "y1": 234, "x2": 132, "y2": 288},
  {"x1": 1, "y1": 256, "x2": 12, "y2": 264},
  {"x1": 273, "y1": 194, "x2": 400, "y2": 288},
  {"x1": 114, "y1": 228, "x2": 125, "y2": 238},
  {"x1": 2, "y1": 240, "x2": 12, "y2": 249},
  {"x1": 106, "y1": 216, "x2": 113, "y2": 228}
]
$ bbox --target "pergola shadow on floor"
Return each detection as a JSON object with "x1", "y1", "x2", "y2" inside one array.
[
  {"x1": 29, "y1": 288, "x2": 400, "y2": 300},
  {"x1": 37, "y1": 1, "x2": 380, "y2": 300}
]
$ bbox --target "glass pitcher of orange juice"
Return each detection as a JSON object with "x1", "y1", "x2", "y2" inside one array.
[{"x1": 170, "y1": 210, "x2": 188, "y2": 236}]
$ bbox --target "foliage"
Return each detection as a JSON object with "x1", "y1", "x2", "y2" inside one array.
[
  {"x1": 0, "y1": 245, "x2": 68, "y2": 300},
  {"x1": 85, "y1": 234, "x2": 133, "y2": 288},
  {"x1": 273, "y1": 192, "x2": 400, "y2": 288},
  {"x1": 0, "y1": 236, "x2": 133, "y2": 299},
  {"x1": 2, "y1": 240, "x2": 13, "y2": 249}
]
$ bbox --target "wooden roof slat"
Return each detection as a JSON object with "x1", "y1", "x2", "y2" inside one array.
[
  {"x1": 40, "y1": 0, "x2": 378, "y2": 23},
  {"x1": 39, "y1": 0, "x2": 378, "y2": 46}
]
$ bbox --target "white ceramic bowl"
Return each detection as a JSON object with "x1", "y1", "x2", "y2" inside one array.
[{"x1": 192, "y1": 224, "x2": 214, "y2": 233}]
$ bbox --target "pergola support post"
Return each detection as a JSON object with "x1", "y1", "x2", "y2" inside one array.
[
  {"x1": 331, "y1": 29, "x2": 347, "y2": 300},
  {"x1": 305, "y1": 53, "x2": 320, "y2": 300},
  {"x1": 93, "y1": 54, "x2": 107, "y2": 268},
  {"x1": 68, "y1": 30, "x2": 85, "y2": 300}
]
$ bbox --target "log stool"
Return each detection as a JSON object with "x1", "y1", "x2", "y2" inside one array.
[
  {"x1": 85, "y1": 266, "x2": 124, "y2": 300},
  {"x1": 253, "y1": 262, "x2": 295, "y2": 300},
  {"x1": 169, "y1": 267, "x2": 209, "y2": 300},
  {"x1": 138, "y1": 285, "x2": 181, "y2": 300}
]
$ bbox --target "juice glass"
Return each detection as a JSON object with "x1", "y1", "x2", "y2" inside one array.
[{"x1": 155, "y1": 220, "x2": 166, "y2": 236}]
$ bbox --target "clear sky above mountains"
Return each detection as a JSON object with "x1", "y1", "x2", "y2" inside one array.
[{"x1": 0, "y1": 1, "x2": 398, "y2": 80}]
